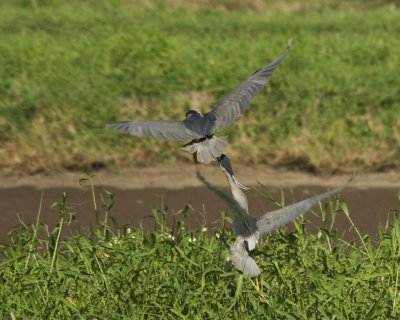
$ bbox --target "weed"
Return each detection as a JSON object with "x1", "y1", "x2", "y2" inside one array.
[{"x1": 1, "y1": 186, "x2": 400, "y2": 318}]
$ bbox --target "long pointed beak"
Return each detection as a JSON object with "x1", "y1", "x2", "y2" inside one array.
[{"x1": 232, "y1": 175, "x2": 250, "y2": 190}]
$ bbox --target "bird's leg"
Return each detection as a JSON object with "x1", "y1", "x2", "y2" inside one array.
[
  {"x1": 193, "y1": 152, "x2": 199, "y2": 165},
  {"x1": 255, "y1": 277, "x2": 267, "y2": 303},
  {"x1": 255, "y1": 277, "x2": 260, "y2": 291}
]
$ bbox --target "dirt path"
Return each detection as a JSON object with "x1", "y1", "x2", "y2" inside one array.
[
  {"x1": 2, "y1": 165, "x2": 400, "y2": 189},
  {"x1": 1, "y1": 166, "x2": 399, "y2": 243}
]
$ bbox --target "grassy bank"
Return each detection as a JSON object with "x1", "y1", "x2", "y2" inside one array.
[
  {"x1": 0, "y1": 1, "x2": 400, "y2": 174},
  {"x1": 1, "y1": 188, "x2": 399, "y2": 318}
]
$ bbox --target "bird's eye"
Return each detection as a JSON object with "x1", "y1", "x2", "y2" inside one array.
[{"x1": 185, "y1": 110, "x2": 194, "y2": 119}]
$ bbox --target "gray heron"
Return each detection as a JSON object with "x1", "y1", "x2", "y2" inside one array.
[
  {"x1": 99, "y1": 48, "x2": 288, "y2": 171},
  {"x1": 198, "y1": 162, "x2": 344, "y2": 276}
]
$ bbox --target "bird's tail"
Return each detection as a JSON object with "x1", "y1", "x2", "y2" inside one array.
[
  {"x1": 182, "y1": 135, "x2": 228, "y2": 164},
  {"x1": 230, "y1": 236, "x2": 261, "y2": 276}
]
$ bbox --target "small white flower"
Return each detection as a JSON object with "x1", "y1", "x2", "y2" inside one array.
[
  {"x1": 111, "y1": 237, "x2": 120, "y2": 245},
  {"x1": 215, "y1": 233, "x2": 220, "y2": 239}
]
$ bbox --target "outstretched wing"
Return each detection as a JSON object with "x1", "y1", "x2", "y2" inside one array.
[
  {"x1": 104, "y1": 120, "x2": 202, "y2": 141},
  {"x1": 256, "y1": 187, "x2": 343, "y2": 237},
  {"x1": 206, "y1": 49, "x2": 288, "y2": 131}
]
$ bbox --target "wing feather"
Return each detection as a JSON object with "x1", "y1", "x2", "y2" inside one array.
[
  {"x1": 256, "y1": 187, "x2": 343, "y2": 237},
  {"x1": 207, "y1": 49, "x2": 288, "y2": 131},
  {"x1": 104, "y1": 120, "x2": 201, "y2": 141}
]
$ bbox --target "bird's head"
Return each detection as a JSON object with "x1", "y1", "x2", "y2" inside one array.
[{"x1": 185, "y1": 109, "x2": 202, "y2": 119}]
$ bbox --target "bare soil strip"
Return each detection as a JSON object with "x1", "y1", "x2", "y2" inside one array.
[
  {"x1": 1, "y1": 167, "x2": 399, "y2": 243},
  {"x1": 1, "y1": 165, "x2": 400, "y2": 189}
]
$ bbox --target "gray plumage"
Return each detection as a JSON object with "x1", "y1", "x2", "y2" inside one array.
[
  {"x1": 255, "y1": 187, "x2": 343, "y2": 238},
  {"x1": 230, "y1": 236, "x2": 261, "y2": 277},
  {"x1": 101, "y1": 48, "x2": 288, "y2": 164},
  {"x1": 218, "y1": 154, "x2": 249, "y2": 190},
  {"x1": 198, "y1": 169, "x2": 344, "y2": 276},
  {"x1": 105, "y1": 120, "x2": 201, "y2": 141},
  {"x1": 182, "y1": 136, "x2": 229, "y2": 164},
  {"x1": 207, "y1": 50, "x2": 288, "y2": 132},
  {"x1": 217, "y1": 154, "x2": 257, "y2": 249}
]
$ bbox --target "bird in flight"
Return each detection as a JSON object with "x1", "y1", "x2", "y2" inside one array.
[
  {"x1": 197, "y1": 165, "x2": 344, "y2": 276},
  {"x1": 100, "y1": 48, "x2": 289, "y2": 166}
]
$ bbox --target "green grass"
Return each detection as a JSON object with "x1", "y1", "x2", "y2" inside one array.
[
  {"x1": 1, "y1": 184, "x2": 400, "y2": 319},
  {"x1": 0, "y1": 0, "x2": 400, "y2": 174}
]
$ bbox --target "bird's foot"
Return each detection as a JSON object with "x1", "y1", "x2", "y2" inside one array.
[{"x1": 255, "y1": 277, "x2": 267, "y2": 303}]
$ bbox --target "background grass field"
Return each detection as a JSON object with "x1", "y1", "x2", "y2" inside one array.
[{"x1": 1, "y1": 0, "x2": 399, "y2": 174}]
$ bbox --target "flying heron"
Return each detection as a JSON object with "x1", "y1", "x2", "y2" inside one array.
[
  {"x1": 99, "y1": 48, "x2": 289, "y2": 176},
  {"x1": 198, "y1": 162, "x2": 344, "y2": 276}
]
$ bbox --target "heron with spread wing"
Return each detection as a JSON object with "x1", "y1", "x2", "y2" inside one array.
[
  {"x1": 198, "y1": 161, "x2": 344, "y2": 276},
  {"x1": 99, "y1": 48, "x2": 288, "y2": 189}
]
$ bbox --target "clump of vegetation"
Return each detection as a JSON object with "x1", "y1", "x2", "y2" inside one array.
[
  {"x1": 0, "y1": 1, "x2": 400, "y2": 174},
  {"x1": 1, "y1": 185, "x2": 399, "y2": 318}
]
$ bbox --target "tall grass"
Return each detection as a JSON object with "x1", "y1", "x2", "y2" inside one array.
[
  {"x1": 1, "y1": 185, "x2": 399, "y2": 318},
  {"x1": 0, "y1": 1, "x2": 399, "y2": 173}
]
